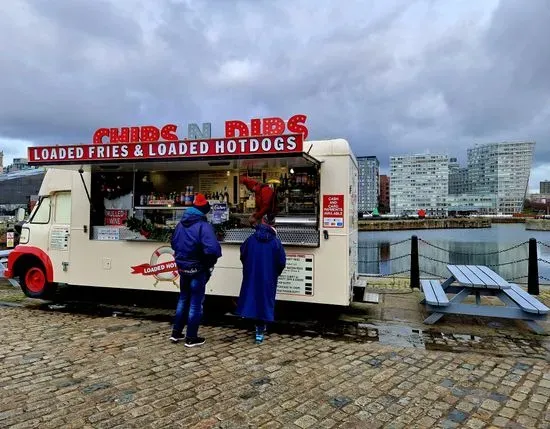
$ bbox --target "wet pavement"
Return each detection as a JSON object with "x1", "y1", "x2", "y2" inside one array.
[{"x1": 1, "y1": 280, "x2": 550, "y2": 428}]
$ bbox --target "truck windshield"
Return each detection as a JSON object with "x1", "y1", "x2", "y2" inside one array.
[{"x1": 29, "y1": 196, "x2": 51, "y2": 224}]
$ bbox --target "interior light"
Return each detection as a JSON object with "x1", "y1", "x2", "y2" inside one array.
[
  {"x1": 226, "y1": 171, "x2": 230, "y2": 176},
  {"x1": 290, "y1": 168, "x2": 295, "y2": 174}
]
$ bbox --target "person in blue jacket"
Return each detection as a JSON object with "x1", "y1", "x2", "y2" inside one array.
[
  {"x1": 236, "y1": 215, "x2": 286, "y2": 344},
  {"x1": 170, "y1": 193, "x2": 222, "y2": 347}
]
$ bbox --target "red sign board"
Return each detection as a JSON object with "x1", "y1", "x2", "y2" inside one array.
[
  {"x1": 28, "y1": 134, "x2": 303, "y2": 165},
  {"x1": 323, "y1": 195, "x2": 344, "y2": 228},
  {"x1": 93, "y1": 114, "x2": 308, "y2": 144},
  {"x1": 104, "y1": 209, "x2": 128, "y2": 226}
]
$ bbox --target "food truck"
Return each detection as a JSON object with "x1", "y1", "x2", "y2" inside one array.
[{"x1": 5, "y1": 114, "x2": 359, "y2": 306}]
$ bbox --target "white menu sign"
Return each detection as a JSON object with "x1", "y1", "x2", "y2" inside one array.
[
  {"x1": 277, "y1": 254, "x2": 314, "y2": 296},
  {"x1": 97, "y1": 227, "x2": 121, "y2": 241},
  {"x1": 50, "y1": 225, "x2": 70, "y2": 250}
]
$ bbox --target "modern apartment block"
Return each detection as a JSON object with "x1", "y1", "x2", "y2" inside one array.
[
  {"x1": 541, "y1": 181, "x2": 550, "y2": 194},
  {"x1": 465, "y1": 142, "x2": 535, "y2": 214},
  {"x1": 448, "y1": 157, "x2": 471, "y2": 194},
  {"x1": 357, "y1": 156, "x2": 379, "y2": 214},
  {"x1": 390, "y1": 154, "x2": 449, "y2": 216},
  {"x1": 379, "y1": 175, "x2": 390, "y2": 213}
]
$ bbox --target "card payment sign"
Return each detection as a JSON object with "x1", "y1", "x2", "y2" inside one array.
[{"x1": 323, "y1": 195, "x2": 344, "y2": 228}]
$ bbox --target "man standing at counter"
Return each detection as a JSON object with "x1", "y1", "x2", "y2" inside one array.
[
  {"x1": 170, "y1": 193, "x2": 222, "y2": 347},
  {"x1": 239, "y1": 176, "x2": 277, "y2": 226}
]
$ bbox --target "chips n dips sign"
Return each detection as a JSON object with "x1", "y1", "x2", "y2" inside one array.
[
  {"x1": 92, "y1": 114, "x2": 308, "y2": 144},
  {"x1": 28, "y1": 114, "x2": 309, "y2": 165}
]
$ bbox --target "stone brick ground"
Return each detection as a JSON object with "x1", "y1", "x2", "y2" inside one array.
[{"x1": 1, "y1": 303, "x2": 550, "y2": 429}]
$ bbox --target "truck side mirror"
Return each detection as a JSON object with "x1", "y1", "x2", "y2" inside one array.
[{"x1": 323, "y1": 230, "x2": 329, "y2": 240}]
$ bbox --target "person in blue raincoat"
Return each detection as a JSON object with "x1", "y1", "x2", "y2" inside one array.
[
  {"x1": 170, "y1": 193, "x2": 222, "y2": 347},
  {"x1": 236, "y1": 216, "x2": 286, "y2": 344}
]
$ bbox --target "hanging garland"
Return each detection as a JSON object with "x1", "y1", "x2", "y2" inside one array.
[
  {"x1": 124, "y1": 217, "x2": 172, "y2": 242},
  {"x1": 124, "y1": 215, "x2": 241, "y2": 242}
]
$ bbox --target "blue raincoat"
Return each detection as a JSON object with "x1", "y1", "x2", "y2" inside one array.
[
  {"x1": 236, "y1": 224, "x2": 286, "y2": 322},
  {"x1": 171, "y1": 207, "x2": 222, "y2": 274}
]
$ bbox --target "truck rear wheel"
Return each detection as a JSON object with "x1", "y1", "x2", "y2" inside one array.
[{"x1": 20, "y1": 265, "x2": 56, "y2": 299}]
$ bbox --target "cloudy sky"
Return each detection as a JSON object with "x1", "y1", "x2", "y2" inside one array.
[{"x1": 1, "y1": 0, "x2": 549, "y2": 190}]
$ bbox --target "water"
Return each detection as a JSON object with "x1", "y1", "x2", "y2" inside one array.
[{"x1": 358, "y1": 224, "x2": 550, "y2": 284}]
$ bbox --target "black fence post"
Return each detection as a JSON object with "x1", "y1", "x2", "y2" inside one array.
[
  {"x1": 528, "y1": 238, "x2": 539, "y2": 295},
  {"x1": 410, "y1": 235, "x2": 420, "y2": 289}
]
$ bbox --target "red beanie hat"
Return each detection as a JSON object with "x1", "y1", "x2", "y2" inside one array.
[{"x1": 193, "y1": 193, "x2": 211, "y2": 214}]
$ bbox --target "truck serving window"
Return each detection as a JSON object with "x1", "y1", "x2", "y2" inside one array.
[
  {"x1": 29, "y1": 196, "x2": 51, "y2": 224},
  {"x1": 89, "y1": 157, "x2": 320, "y2": 247}
]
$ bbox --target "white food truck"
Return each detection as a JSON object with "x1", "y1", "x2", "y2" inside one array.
[{"x1": 5, "y1": 116, "x2": 359, "y2": 306}]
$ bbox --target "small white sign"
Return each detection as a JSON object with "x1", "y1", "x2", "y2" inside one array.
[
  {"x1": 277, "y1": 254, "x2": 314, "y2": 296},
  {"x1": 6, "y1": 232, "x2": 15, "y2": 248},
  {"x1": 97, "y1": 227, "x2": 120, "y2": 241},
  {"x1": 50, "y1": 226, "x2": 70, "y2": 250}
]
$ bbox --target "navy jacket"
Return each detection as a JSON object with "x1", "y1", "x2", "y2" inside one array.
[
  {"x1": 171, "y1": 208, "x2": 222, "y2": 274},
  {"x1": 236, "y1": 224, "x2": 286, "y2": 322}
]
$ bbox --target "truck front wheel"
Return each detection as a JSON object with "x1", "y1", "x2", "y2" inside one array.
[{"x1": 20, "y1": 265, "x2": 56, "y2": 299}]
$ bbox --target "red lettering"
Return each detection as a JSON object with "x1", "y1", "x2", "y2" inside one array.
[
  {"x1": 225, "y1": 120, "x2": 249, "y2": 138},
  {"x1": 110, "y1": 127, "x2": 130, "y2": 143},
  {"x1": 287, "y1": 114, "x2": 308, "y2": 140},
  {"x1": 262, "y1": 117, "x2": 285, "y2": 135},
  {"x1": 130, "y1": 127, "x2": 140, "y2": 143},
  {"x1": 250, "y1": 118, "x2": 261, "y2": 136},
  {"x1": 141, "y1": 126, "x2": 160, "y2": 142},
  {"x1": 161, "y1": 124, "x2": 178, "y2": 141},
  {"x1": 93, "y1": 128, "x2": 110, "y2": 144}
]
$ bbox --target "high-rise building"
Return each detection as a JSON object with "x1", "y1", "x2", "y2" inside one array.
[
  {"x1": 448, "y1": 157, "x2": 471, "y2": 194},
  {"x1": 379, "y1": 175, "x2": 390, "y2": 213},
  {"x1": 390, "y1": 154, "x2": 449, "y2": 216},
  {"x1": 541, "y1": 181, "x2": 550, "y2": 194},
  {"x1": 466, "y1": 142, "x2": 534, "y2": 214},
  {"x1": 0, "y1": 151, "x2": 4, "y2": 174},
  {"x1": 357, "y1": 156, "x2": 379, "y2": 214}
]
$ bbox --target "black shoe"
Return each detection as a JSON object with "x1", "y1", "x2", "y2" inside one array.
[
  {"x1": 184, "y1": 337, "x2": 206, "y2": 348},
  {"x1": 169, "y1": 334, "x2": 184, "y2": 343}
]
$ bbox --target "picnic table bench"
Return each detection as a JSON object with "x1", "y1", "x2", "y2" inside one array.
[{"x1": 420, "y1": 265, "x2": 549, "y2": 334}]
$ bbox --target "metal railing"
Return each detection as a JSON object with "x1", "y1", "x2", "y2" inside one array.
[{"x1": 358, "y1": 237, "x2": 550, "y2": 295}]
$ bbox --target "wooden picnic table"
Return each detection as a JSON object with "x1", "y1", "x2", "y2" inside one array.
[{"x1": 420, "y1": 264, "x2": 549, "y2": 334}]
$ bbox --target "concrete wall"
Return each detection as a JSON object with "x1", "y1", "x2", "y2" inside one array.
[
  {"x1": 525, "y1": 219, "x2": 550, "y2": 231},
  {"x1": 359, "y1": 218, "x2": 491, "y2": 231}
]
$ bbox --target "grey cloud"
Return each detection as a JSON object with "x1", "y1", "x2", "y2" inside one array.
[{"x1": 0, "y1": 0, "x2": 549, "y2": 182}]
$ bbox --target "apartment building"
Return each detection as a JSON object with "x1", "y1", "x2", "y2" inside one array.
[{"x1": 390, "y1": 154, "x2": 449, "y2": 216}]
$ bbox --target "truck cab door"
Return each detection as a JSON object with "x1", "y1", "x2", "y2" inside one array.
[{"x1": 48, "y1": 191, "x2": 72, "y2": 284}]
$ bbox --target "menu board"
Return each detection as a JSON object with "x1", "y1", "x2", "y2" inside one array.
[
  {"x1": 199, "y1": 172, "x2": 229, "y2": 194},
  {"x1": 50, "y1": 225, "x2": 70, "y2": 250},
  {"x1": 277, "y1": 254, "x2": 314, "y2": 296}
]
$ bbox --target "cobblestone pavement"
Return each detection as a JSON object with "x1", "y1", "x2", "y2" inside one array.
[{"x1": 1, "y1": 305, "x2": 550, "y2": 429}]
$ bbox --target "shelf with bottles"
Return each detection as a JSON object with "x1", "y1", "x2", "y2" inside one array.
[{"x1": 134, "y1": 206, "x2": 189, "y2": 211}]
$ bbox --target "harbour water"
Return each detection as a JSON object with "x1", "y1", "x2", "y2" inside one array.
[{"x1": 359, "y1": 224, "x2": 550, "y2": 284}]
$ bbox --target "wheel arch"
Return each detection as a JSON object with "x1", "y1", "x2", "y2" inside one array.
[{"x1": 7, "y1": 246, "x2": 54, "y2": 283}]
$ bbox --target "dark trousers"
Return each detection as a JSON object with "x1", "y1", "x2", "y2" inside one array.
[{"x1": 172, "y1": 272, "x2": 208, "y2": 339}]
